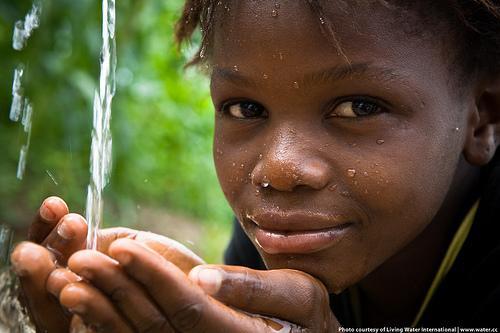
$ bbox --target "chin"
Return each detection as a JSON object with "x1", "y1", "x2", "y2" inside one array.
[{"x1": 259, "y1": 250, "x2": 371, "y2": 294}]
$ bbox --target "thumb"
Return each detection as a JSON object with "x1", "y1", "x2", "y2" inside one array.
[{"x1": 188, "y1": 265, "x2": 339, "y2": 332}]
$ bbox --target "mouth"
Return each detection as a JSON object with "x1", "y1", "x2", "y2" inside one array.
[{"x1": 246, "y1": 211, "x2": 354, "y2": 254}]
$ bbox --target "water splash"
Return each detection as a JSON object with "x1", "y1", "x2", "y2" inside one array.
[
  {"x1": 9, "y1": 0, "x2": 41, "y2": 181},
  {"x1": 85, "y1": 0, "x2": 117, "y2": 250},
  {"x1": 12, "y1": 1, "x2": 42, "y2": 51}
]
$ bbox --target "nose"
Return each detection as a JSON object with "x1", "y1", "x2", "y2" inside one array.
[{"x1": 251, "y1": 139, "x2": 331, "y2": 192}]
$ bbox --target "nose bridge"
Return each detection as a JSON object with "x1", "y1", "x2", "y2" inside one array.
[{"x1": 252, "y1": 124, "x2": 330, "y2": 191}]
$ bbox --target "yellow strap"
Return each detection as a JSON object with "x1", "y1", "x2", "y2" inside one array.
[{"x1": 411, "y1": 201, "x2": 480, "y2": 327}]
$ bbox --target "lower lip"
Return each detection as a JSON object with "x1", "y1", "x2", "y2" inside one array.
[{"x1": 254, "y1": 224, "x2": 352, "y2": 254}]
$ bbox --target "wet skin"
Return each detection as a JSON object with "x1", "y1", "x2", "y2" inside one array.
[
  {"x1": 10, "y1": 1, "x2": 500, "y2": 330},
  {"x1": 211, "y1": 1, "x2": 499, "y2": 323}
]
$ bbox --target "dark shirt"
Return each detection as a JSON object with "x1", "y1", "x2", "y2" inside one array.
[{"x1": 224, "y1": 154, "x2": 500, "y2": 328}]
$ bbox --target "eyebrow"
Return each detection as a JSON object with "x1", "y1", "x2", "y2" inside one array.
[{"x1": 211, "y1": 62, "x2": 408, "y2": 89}]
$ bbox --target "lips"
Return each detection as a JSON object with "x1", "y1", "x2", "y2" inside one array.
[{"x1": 246, "y1": 210, "x2": 354, "y2": 254}]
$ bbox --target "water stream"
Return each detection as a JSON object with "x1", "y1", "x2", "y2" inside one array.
[
  {"x1": 0, "y1": 0, "x2": 116, "y2": 330},
  {"x1": 0, "y1": 3, "x2": 42, "y2": 331},
  {"x1": 85, "y1": 0, "x2": 116, "y2": 250}
]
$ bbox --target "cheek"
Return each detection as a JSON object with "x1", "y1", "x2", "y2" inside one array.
[
  {"x1": 214, "y1": 125, "x2": 257, "y2": 211},
  {"x1": 346, "y1": 122, "x2": 463, "y2": 270}
]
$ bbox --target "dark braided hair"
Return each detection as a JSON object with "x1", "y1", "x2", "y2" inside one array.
[{"x1": 174, "y1": 1, "x2": 500, "y2": 79}]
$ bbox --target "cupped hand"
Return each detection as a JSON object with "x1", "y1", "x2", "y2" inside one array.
[
  {"x1": 53, "y1": 238, "x2": 340, "y2": 332},
  {"x1": 10, "y1": 196, "x2": 204, "y2": 332}
]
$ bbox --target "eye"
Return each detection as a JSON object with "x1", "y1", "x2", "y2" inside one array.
[
  {"x1": 329, "y1": 99, "x2": 384, "y2": 118},
  {"x1": 222, "y1": 101, "x2": 267, "y2": 119}
]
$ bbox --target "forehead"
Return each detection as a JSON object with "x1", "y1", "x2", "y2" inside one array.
[{"x1": 210, "y1": 1, "x2": 448, "y2": 87}]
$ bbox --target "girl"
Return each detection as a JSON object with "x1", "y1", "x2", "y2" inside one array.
[{"x1": 11, "y1": 0, "x2": 500, "y2": 331}]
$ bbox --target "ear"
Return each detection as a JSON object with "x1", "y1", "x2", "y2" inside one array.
[{"x1": 463, "y1": 78, "x2": 500, "y2": 166}]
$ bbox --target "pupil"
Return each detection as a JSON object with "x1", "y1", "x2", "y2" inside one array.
[
  {"x1": 352, "y1": 101, "x2": 379, "y2": 116},
  {"x1": 241, "y1": 102, "x2": 262, "y2": 117}
]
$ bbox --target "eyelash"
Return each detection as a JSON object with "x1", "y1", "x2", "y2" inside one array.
[
  {"x1": 326, "y1": 96, "x2": 388, "y2": 119},
  {"x1": 219, "y1": 96, "x2": 388, "y2": 120},
  {"x1": 220, "y1": 100, "x2": 268, "y2": 119}
]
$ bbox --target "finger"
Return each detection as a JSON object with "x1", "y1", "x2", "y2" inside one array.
[
  {"x1": 70, "y1": 315, "x2": 97, "y2": 333},
  {"x1": 68, "y1": 250, "x2": 175, "y2": 333},
  {"x1": 10, "y1": 242, "x2": 70, "y2": 332},
  {"x1": 189, "y1": 265, "x2": 337, "y2": 330},
  {"x1": 59, "y1": 282, "x2": 134, "y2": 333},
  {"x1": 28, "y1": 196, "x2": 69, "y2": 243},
  {"x1": 109, "y1": 239, "x2": 285, "y2": 333},
  {"x1": 98, "y1": 227, "x2": 204, "y2": 274},
  {"x1": 46, "y1": 268, "x2": 81, "y2": 297},
  {"x1": 42, "y1": 213, "x2": 88, "y2": 265}
]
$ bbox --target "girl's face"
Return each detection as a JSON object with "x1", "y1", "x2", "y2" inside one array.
[{"x1": 210, "y1": 1, "x2": 469, "y2": 292}]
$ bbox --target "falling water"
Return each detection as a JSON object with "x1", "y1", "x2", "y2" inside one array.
[
  {"x1": 0, "y1": 2, "x2": 42, "y2": 331},
  {"x1": 85, "y1": 0, "x2": 116, "y2": 250}
]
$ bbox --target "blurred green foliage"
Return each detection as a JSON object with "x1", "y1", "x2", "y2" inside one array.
[{"x1": 0, "y1": 0, "x2": 232, "y2": 262}]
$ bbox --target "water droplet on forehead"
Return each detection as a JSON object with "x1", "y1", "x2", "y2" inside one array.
[
  {"x1": 376, "y1": 139, "x2": 385, "y2": 145},
  {"x1": 274, "y1": 2, "x2": 280, "y2": 9},
  {"x1": 319, "y1": 17, "x2": 325, "y2": 25},
  {"x1": 263, "y1": 73, "x2": 269, "y2": 79},
  {"x1": 293, "y1": 81, "x2": 299, "y2": 89},
  {"x1": 271, "y1": 9, "x2": 278, "y2": 17},
  {"x1": 232, "y1": 65, "x2": 239, "y2": 72}
]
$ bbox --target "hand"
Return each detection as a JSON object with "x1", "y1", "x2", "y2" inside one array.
[
  {"x1": 10, "y1": 196, "x2": 204, "y2": 332},
  {"x1": 51, "y1": 238, "x2": 340, "y2": 332}
]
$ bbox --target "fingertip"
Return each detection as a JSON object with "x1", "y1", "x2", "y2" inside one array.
[
  {"x1": 57, "y1": 214, "x2": 88, "y2": 241},
  {"x1": 67, "y1": 249, "x2": 99, "y2": 272},
  {"x1": 60, "y1": 283, "x2": 86, "y2": 310},
  {"x1": 11, "y1": 242, "x2": 54, "y2": 277},
  {"x1": 47, "y1": 268, "x2": 81, "y2": 297},
  {"x1": 108, "y1": 238, "x2": 138, "y2": 264},
  {"x1": 40, "y1": 197, "x2": 69, "y2": 222},
  {"x1": 188, "y1": 265, "x2": 222, "y2": 296}
]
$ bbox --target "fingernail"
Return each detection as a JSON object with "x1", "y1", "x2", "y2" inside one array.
[
  {"x1": 40, "y1": 201, "x2": 57, "y2": 221},
  {"x1": 114, "y1": 252, "x2": 132, "y2": 265},
  {"x1": 192, "y1": 268, "x2": 222, "y2": 295},
  {"x1": 57, "y1": 221, "x2": 74, "y2": 240}
]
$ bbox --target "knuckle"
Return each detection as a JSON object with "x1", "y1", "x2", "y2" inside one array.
[
  {"x1": 170, "y1": 303, "x2": 204, "y2": 332},
  {"x1": 137, "y1": 314, "x2": 171, "y2": 333},
  {"x1": 241, "y1": 270, "x2": 268, "y2": 307},
  {"x1": 109, "y1": 286, "x2": 128, "y2": 304}
]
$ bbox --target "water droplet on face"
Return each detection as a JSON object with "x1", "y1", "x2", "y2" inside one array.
[
  {"x1": 274, "y1": 2, "x2": 280, "y2": 9},
  {"x1": 293, "y1": 81, "x2": 299, "y2": 89},
  {"x1": 363, "y1": 171, "x2": 369, "y2": 177},
  {"x1": 319, "y1": 17, "x2": 325, "y2": 25},
  {"x1": 376, "y1": 139, "x2": 385, "y2": 145},
  {"x1": 347, "y1": 169, "x2": 356, "y2": 178},
  {"x1": 258, "y1": 153, "x2": 263, "y2": 159},
  {"x1": 263, "y1": 74, "x2": 269, "y2": 79},
  {"x1": 340, "y1": 191, "x2": 350, "y2": 197},
  {"x1": 454, "y1": 127, "x2": 460, "y2": 132},
  {"x1": 279, "y1": 52, "x2": 284, "y2": 60},
  {"x1": 232, "y1": 162, "x2": 236, "y2": 167},
  {"x1": 328, "y1": 184, "x2": 338, "y2": 192},
  {"x1": 262, "y1": 176, "x2": 270, "y2": 188},
  {"x1": 271, "y1": 9, "x2": 278, "y2": 17},
  {"x1": 232, "y1": 65, "x2": 239, "y2": 72}
]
